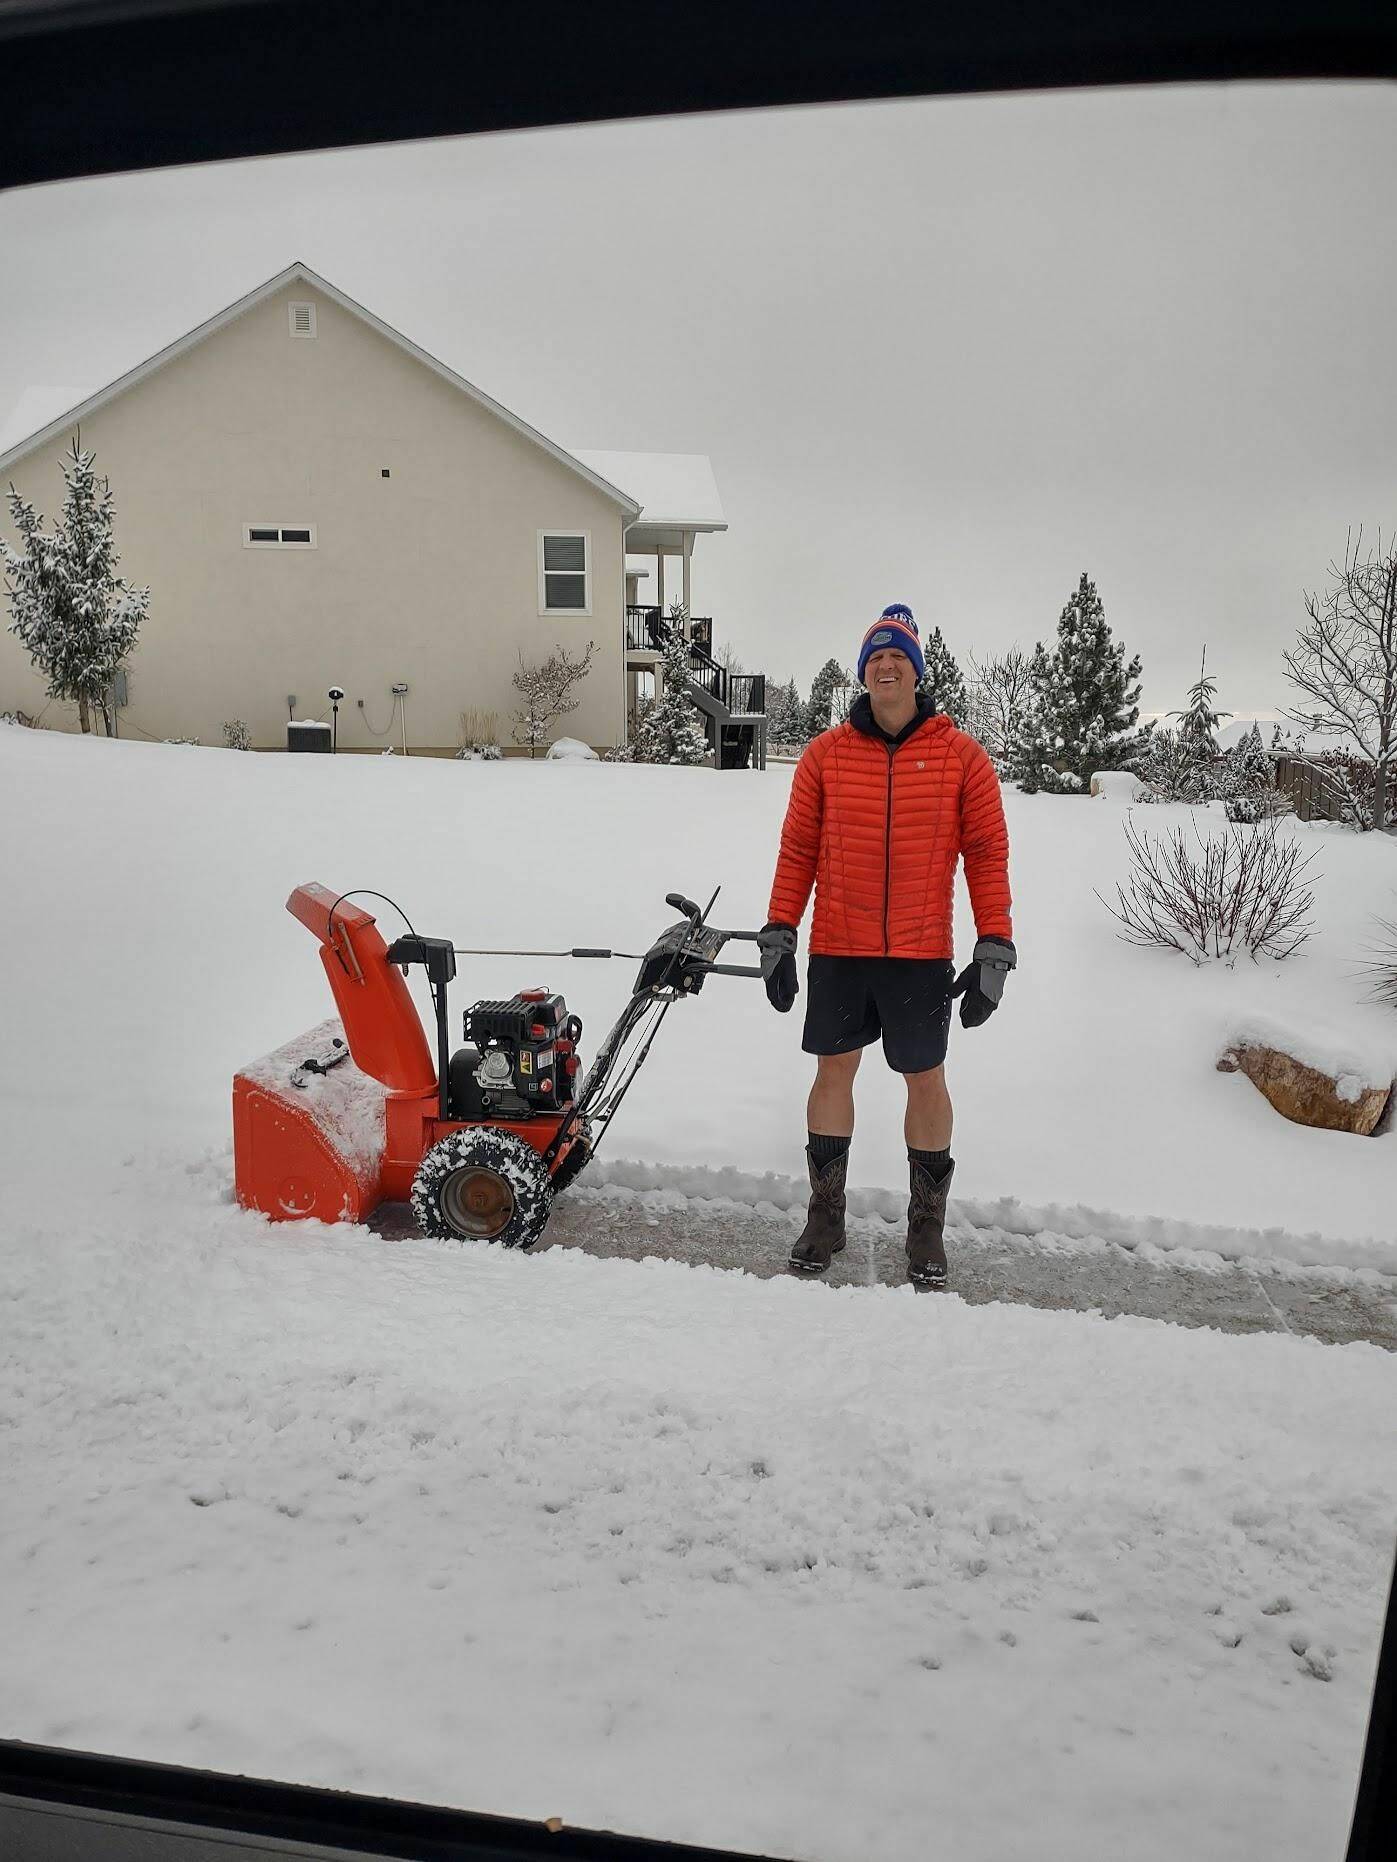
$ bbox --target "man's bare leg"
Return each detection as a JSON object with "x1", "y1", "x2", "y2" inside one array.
[
  {"x1": 903, "y1": 1065, "x2": 952, "y2": 1152},
  {"x1": 807, "y1": 1048, "x2": 862, "y2": 1137}
]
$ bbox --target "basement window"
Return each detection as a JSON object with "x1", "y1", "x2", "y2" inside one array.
[
  {"x1": 538, "y1": 531, "x2": 590, "y2": 614},
  {"x1": 288, "y1": 302, "x2": 317, "y2": 338},
  {"x1": 244, "y1": 524, "x2": 317, "y2": 549}
]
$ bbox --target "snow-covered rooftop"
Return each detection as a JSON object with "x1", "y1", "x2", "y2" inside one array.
[{"x1": 572, "y1": 450, "x2": 726, "y2": 531}]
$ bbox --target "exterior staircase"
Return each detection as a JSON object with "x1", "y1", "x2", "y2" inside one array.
[{"x1": 625, "y1": 606, "x2": 767, "y2": 770}]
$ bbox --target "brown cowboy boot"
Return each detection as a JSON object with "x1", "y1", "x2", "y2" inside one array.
[
  {"x1": 789, "y1": 1146, "x2": 848, "y2": 1274},
  {"x1": 907, "y1": 1156, "x2": 953, "y2": 1290}
]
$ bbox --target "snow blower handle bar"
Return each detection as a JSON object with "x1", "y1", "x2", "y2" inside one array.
[
  {"x1": 700, "y1": 923, "x2": 797, "y2": 981},
  {"x1": 662, "y1": 895, "x2": 794, "y2": 978},
  {"x1": 638, "y1": 918, "x2": 795, "y2": 990}
]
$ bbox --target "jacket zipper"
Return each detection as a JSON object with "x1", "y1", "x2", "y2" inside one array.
[{"x1": 882, "y1": 741, "x2": 895, "y2": 954}]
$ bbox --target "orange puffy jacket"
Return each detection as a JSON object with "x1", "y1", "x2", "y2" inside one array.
[{"x1": 768, "y1": 694, "x2": 1012, "y2": 960}]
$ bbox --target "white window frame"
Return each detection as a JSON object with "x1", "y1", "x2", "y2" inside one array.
[
  {"x1": 288, "y1": 302, "x2": 317, "y2": 338},
  {"x1": 243, "y1": 523, "x2": 317, "y2": 550},
  {"x1": 537, "y1": 530, "x2": 591, "y2": 616}
]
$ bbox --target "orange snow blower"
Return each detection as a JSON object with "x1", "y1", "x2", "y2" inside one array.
[{"x1": 233, "y1": 883, "x2": 792, "y2": 1250}]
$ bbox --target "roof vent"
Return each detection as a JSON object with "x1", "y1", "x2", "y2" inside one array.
[{"x1": 289, "y1": 302, "x2": 317, "y2": 339}]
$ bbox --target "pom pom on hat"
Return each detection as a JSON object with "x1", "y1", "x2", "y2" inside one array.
[{"x1": 858, "y1": 605, "x2": 925, "y2": 683}]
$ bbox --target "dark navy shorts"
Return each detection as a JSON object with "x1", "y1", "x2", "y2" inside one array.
[{"x1": 802, "y1": 956, "x2": 956, "y2": 1074}]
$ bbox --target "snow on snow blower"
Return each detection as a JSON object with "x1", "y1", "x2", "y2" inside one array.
[{"x1": 233, "y1": 882, "x2": 793, "y2": 1249}]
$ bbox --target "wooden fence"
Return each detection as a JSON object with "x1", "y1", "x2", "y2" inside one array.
[
  {"x1": 1272, "y1": 756, "x2": 1345, "y2": 824},
  {"x1": 1268, "y1": 754, "x2": 1397, "y2": 829}
]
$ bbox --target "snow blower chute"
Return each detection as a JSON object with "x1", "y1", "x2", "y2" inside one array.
[{"x1": 233, "y1": 883, "x2": 792, "y2": 1249}]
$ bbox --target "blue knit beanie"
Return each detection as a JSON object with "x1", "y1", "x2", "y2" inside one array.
[{"x1": 857, "y1": 605, "x2": 924, "y2": 683}]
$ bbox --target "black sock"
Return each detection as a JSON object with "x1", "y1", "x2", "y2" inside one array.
[
  {"x1": 909, "y1": 1145, "x2": 952, "y2": 1181},
  {"x1": 808, "y1": 1132, "x2": 851, "y2": 1166}
]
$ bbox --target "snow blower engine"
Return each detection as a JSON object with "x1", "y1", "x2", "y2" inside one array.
[{"x1": 233, "y1": 883, "x2": 792, "y2": 1251}]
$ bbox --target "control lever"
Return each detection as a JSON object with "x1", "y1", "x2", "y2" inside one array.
[{"x1": 665, "y1": 892, "x2": 702, "y2": 920}]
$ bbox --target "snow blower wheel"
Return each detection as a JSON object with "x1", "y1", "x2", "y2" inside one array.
[{"x1": 411, "y1": 1128, "x2": 553, "y2": 1249}]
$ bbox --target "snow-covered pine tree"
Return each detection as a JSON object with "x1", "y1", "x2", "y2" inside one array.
[
  {"x1": 916, "y1": 625, "x2": 968, "y2": 725},
  {"x1": 804, "y1": 658, "x2": 849, "y2": 740},
  {"x1": 1171, "y1": 648, "x2": 1230, "y2": 761},
  {"x1": 1137, "y1": 724, "x2": 1197, "y2": 801},
  {"x1": 767, "y1": 676, "x2": 804, "y2": 746},
  {"x1": 1225, "y1": 722, "x2": 1271, "y2": 796},
  {"x1": 1035, "y1": 572, "x2": 1145, "y2": 792},
  {"x1": 1008, "y1": 642, "x2": 1055, "y2": 792},
  {"x1": 1221, "y1": 722, "x2": 1284, "y2": 820},
  {"x1": 634, "y1": 624, "x2": 709, "y2": 765},
  {"x1": 1, "y1": 437, "x2": 148, "y2": 734}
]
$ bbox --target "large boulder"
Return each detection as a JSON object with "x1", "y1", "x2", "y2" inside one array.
[{"x1": 1217, "y1": 1041, "x2": 1391, "y2": 1136}]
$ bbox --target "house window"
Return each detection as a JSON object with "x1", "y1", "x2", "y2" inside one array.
[
  {"x1": 288, "y1": 302, "x2": 317, "y2": 338},
  {"x1": 538, "y1": 531, "x2": 590, "y2": 614},
  {"x1": 244, "y1": 524, "x2": 317, "y2": 549}
]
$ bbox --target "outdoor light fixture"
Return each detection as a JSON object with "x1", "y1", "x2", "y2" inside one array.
[{"x1": 327, "y1": 686, "x2": 344, "y2": 753}]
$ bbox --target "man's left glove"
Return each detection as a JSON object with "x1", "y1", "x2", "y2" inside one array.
[
  {"x1": 951, "y1": 937, "x2": 1016, "y2": 1028},
  {"x1": 758, "y1": 922, "x2": 799, "y2": 1014}
]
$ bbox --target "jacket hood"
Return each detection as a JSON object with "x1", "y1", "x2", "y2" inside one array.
[{"x1": 847, "y1": 690, "x2": 951, "y2": 742}]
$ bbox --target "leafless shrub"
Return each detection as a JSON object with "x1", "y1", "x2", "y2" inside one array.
[{"x1": 1098, "y1": 816, "x2": 1318, "y2": 965}]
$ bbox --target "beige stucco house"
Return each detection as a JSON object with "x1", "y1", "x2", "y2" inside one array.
[{"x1": 0, "y1": 262, "x2": 759, "y2": 760}]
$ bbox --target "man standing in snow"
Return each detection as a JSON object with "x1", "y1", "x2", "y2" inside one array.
[{"x1": 763, "y1": 604, "x2": 1015, "y2": 1289}]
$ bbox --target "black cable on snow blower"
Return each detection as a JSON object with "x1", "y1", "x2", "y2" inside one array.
[
  {"x1": 324, "y1": 888, "x2": 444, "y2": 1026},
  {"x1": 452, "y1": 946, "x2": 643, "y2": 961}
]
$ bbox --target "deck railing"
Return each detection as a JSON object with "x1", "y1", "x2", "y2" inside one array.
[
  {"x1": 728, "y1": 673, "x2": 766, "y2": 717},
  {"x1": 625, "y1": 607, "x2": 716, "y2": 655}
]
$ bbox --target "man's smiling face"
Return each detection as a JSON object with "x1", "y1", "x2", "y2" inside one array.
[{"x1": 864, "y1": 645, "x2": 915, "y2": 701}]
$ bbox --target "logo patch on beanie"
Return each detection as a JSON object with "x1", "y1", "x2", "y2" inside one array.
[{"x1": 870, "y1": 629, "x2": 893, "y2": 646}]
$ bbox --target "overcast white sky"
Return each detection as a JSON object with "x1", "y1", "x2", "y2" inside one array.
[{"x1": 1, "y1": 81, "x2": 1393, "y2": 714}]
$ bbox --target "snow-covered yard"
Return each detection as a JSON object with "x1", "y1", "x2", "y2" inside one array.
[{"x1": 1, "y1": 723, "x2": 1394, "y2": 1861}]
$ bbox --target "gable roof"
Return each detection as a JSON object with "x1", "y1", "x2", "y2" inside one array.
[{"x1": 0, "y1": 262, "x2": 642, "y2": 517}]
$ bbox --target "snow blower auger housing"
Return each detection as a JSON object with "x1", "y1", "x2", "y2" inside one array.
[{"x1": 233, "y1": 882, "x2": 792, "y2": 1250}]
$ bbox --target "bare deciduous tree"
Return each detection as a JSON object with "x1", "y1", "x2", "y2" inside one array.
[
  {"x1": 966, "y1": 647, "x2": 1033, "y2": 765},
  {"x1": 511, "y1": 639, "x2": 596, "y2": 758},
  {"x1": 1283, "y1": 528, "x2": 1397, "y2": 832},
  {"x1": 1098, "y1": 816, "x2": 1317, "y2": 965}
]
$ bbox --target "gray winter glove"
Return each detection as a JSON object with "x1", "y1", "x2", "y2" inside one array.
[
  {"x1": 950, "y1": 937, "x2": 1017, "y2": 1029},
  {"x1": 759, "y1": 922, "x2": 799, "y2": 1013}
]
